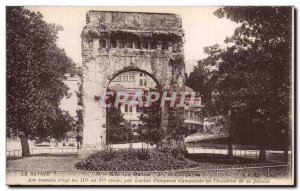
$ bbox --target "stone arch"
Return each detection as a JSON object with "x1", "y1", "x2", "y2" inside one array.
[{"x1": 80, "y1": 11, "x2": 185, "y2": 152}]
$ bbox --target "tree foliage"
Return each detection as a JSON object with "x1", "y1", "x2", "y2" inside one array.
[
  {"x1": 106, "y1": 91, "x2": 133, "y2": 144},
  {"x1": 52, "y1": 111, "x2": 75, "y2": 140},
  {"x1": 138, "y1": 89, "x2": 163, "y2": 148},
  {"x1": 166, "y1": 108, "x2": 187, "y2": 146},
  {"x1": 189, "y1": 7, "x2": 293, "y2": 152},
  {"x1": 6, "y1": 7, "x2": 75, "y2": 139}
]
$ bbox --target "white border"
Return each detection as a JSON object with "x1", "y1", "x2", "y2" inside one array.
[{"x1": 0, "y1": 1, "x2": 298, "y2": 190}]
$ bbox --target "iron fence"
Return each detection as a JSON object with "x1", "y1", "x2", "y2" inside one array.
[
  {"x1": 6, "y1": 147, "x2": 78, "y2": 158},
  {"x1": 186, "y1": 147, "x2": 259, "y2": 159},
  {"x1": 6, "y1": 149, "x2": 22, "y2": 158}
]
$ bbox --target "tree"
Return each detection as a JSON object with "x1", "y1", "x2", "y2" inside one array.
[
  {"x1": 186, "y1": 45, "x2": 221, "y2": 112},
  {"x1": 106, "y1": 91, "x2": 133, "y2": 144},
  {"x1": 138, "y1": 89, "x2": 163, "y2": 149},
  {"x1": 75, "y1": 72, "x2": 84, "y2": 148},
  {"x1": 166, "y1": 108, "x2": 187, "y2": 148},
  {"x1": 106, "y1": 106, "x2": 133, "y2": 144},
  {"x1": 216, "y1": 7, "x2": 292, "y2": 161},
  {"x1": 6, "y1": 7, "x2": 75, "y2": 156},
  {"x1": 52, "y1": 111, "x2": 75, "y2": 141},
  {"x1": 193, "y1": 7, "x2": 292, "y2": 161}
]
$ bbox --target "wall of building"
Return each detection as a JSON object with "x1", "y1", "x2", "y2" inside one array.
[
  {"x1": 109, "y1": 71, "x2": 156, "y2": 90},
  {"x1": 59, "y1": 75, "x2": 80, "y2": 117}
]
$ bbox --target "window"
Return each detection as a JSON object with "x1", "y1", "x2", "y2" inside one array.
[
  {"x1": 125, "y1": 105, "x2": 128, "y2": 112},
  {"x1": 113, "y1": 73, "x2": 135, "y2": 82},
  {"x1": 140, "y1": 79, "x2": 143, "y2": 86},
  {"x1": 139, "y1": 73, "x2": 148, "y2": 87},
  {"x1": 118, "y1": 40, "x2": 125, "y2": 48},
  {"x1": 139, "y1": 79, "x2": 147, "y2": 86},
  {"x1": 99, "y1": 39, "x2": 107, "y2": 48},
  {"x1": 129, "y1": 74, "x2": 134, "y2": 82},
  {"x1": 123, "y1": 75, "x2": 128, "y2": 82},
  {"x1": 129, "y1": 106, "x2": 133, "y2": 113}
]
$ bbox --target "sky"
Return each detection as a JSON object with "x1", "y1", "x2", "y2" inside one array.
[{"x1": 26, "y1": 6, "x2": 239, "y2": 73}]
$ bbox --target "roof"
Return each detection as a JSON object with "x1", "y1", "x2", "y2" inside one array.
[
  {"x1": 185, "y1": 134, "x2": 229, "y2": 143},
  {"x1": 109, "y1": 84, "x2": 128, "y2": 92},
  {"x1": 185, "y1": 86, "x2": 194, "y2": 93}
]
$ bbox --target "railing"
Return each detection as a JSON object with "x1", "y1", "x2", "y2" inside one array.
[
  {"x1": 234, "y1": 149, "x2": 259, "y2": 159},
  {"x1": 30, "y1": 147, "x2": 78, "y2": 155},
  {"x1": 6, "y1": 150, "x2": 22, "y2": 158},
  {"x1": 186, "y1": 146, "x2": 291, "y2": 163},
  {"x1": 186, "y1": 147, "x2": 259, "y2": 159},
  {"x1": 6, "y1": 147, "x2": 78, "y2": 158}
]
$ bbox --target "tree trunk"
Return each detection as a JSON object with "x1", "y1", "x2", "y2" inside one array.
[
  {"x1": 228, "y1": 110, "x2": 233, "y2": 157},
  {"x1": 259, "y1": 146, "x2": 266, "y2": 162},
  {"x1": 284, "y1": 147, "x2": 289, "y2": 164},
  {"x1": 20, "y1": 136, "x2": 30, "y2": 157}
]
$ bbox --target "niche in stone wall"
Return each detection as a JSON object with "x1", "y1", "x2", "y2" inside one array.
[
  {"x1": 105, "y1": 32, "x2": 174, "y2": 51},
  {"x1": 99, "y1": 38, "x2": 107, "y2": 48}
]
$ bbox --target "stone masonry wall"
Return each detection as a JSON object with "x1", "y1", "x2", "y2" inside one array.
[{"x1": 81, "y1": 11, "x2": 185, "y2": 150}]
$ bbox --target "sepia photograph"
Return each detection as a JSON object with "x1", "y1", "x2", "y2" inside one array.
[{"x1": 5, "y1": 6, "x2": 294, "y2": 186}]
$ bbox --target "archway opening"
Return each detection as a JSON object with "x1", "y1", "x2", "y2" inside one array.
[{"x1": 105, "y1": 69, "x2": 162, "y2": 149}]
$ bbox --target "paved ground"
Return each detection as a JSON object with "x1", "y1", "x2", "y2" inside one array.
[
  {"x1": 7, "y1": 155, "x2": 291, "y2": 181},
  {"x1": 7, "y1": 155, "x2": 81, "y2": 171}
]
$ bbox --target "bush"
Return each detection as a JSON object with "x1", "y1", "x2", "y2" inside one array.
[
  {"x1": 171, "y1": 147, "x2": 188, "y2": 160},
  {"x1": 137, "y1": 149, "x2": 150, "y2": 161},
  {"x1": 75, "y1": 149, "x2": 197, "y2": 171},
  {"x1": 160, "y1": 147, "x2": 188, "y2": 160}
]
